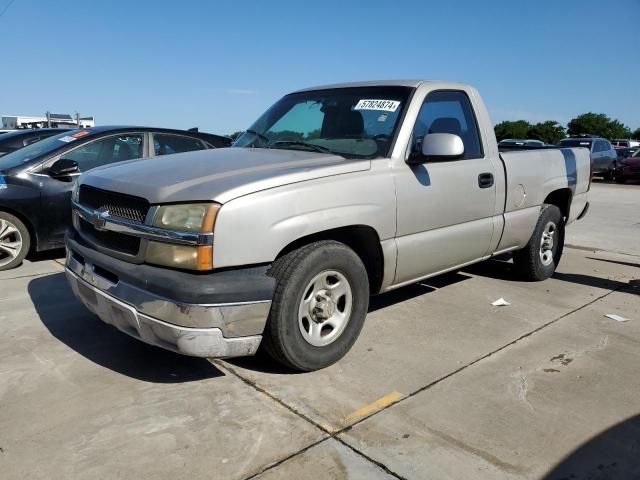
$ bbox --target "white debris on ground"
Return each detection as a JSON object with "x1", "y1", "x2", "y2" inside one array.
[
  {"x1": 604, "y1": 314, "x2": 630, "y2": 323},
  {"x1": 492, "y1": 298, "x2": 511, "y2": 307}
]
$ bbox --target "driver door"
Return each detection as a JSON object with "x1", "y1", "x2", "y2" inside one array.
[
  {"x1": 393, "y1": 90, "x2": 497, "y2": 285},
  {"x1": 39, "y1": 133, "x2": 145, "y2": 246}
]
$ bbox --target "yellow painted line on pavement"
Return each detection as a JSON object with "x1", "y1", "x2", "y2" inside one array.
[{"x1": 344, "y1": 391, "x2": 403, "y2": 423}]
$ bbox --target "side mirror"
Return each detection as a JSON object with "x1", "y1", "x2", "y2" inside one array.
[
  {"x1": 409, "y1": 133, "x2": 464, "y2": 164},
  {"x1": 48, "y1": 158, "x2": 79, "y2": 177}
]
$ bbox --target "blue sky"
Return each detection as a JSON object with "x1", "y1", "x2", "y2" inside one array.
[{"x1": 1, "y1": 0, "x2": 638, "y2": 135}]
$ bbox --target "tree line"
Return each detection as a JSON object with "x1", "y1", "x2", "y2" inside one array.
[{"x1": 494, "y1": 113, "x2": 640, "y2": 145}]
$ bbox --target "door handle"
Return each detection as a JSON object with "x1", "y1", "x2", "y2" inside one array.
[{"x1": 478, "y1": 173, "x2": 494, "y2": 188}]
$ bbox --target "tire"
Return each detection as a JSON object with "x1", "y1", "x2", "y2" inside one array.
[
  {"x1": 262, "y1": 240, "x2": 370, "y2": 371},
  {"x1": 608, "y1": 162, "x2": 618, "y2": 183},
  {"x1": 616, "y1": 176, "x2": 627, "y2": 184},
  {"x1": 0, "y1": 212, "x2": 30, "y2": 271},
  {"x1": 513, "y1": 204, "x2": 564, "y2": 281}
]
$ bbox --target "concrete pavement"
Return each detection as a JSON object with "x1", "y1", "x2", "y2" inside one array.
[{"x1": 0, "y1": 183, "x2": 638, "y2": 479}]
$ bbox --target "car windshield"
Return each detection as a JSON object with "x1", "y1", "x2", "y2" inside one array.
[
  {"x1": 233, "y1": 86, "x2": 413, "y2": 159},
  {"x1": 616, "y1": 148, "x2": 634, "y2": 158},
  {"x1": 633, "y1": 149, "x2": 640, "y2": 158},
  {"x1": 560, "y1": 139, "x2": 593, "y2": 149},
  {"x1": 0, "y1": 130, "x2": 83, "y2": 171}
]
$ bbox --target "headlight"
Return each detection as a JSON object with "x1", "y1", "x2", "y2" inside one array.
[
  {"x1": 152, "y1": 203, "x2": 219, "y2": 232},
  {"x1": 146, "y1": 203, "x2": 219, "y2": 271}
]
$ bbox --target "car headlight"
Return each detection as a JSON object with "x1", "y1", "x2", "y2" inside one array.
[
  {"x1": 152, "y1": 203, "x2": 219, "y2": 232},
  {"x1": 146, "y1": 203, "x2": 220, "y2": 271}
]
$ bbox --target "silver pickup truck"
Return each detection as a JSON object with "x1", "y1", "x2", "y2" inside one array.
[{"x1": 65, "y1": 80, "x2": 591, "y2": 371}]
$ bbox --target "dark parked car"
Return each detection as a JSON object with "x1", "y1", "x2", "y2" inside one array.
[
  {"x1": 0, "y1": 128, "x2": 70, "y2": 157},
  {"x1": 0, "y1": 126, "x2": 231, "y2": 270},
  {"x1": 616, "y1": 148, "x2": 640, "y2": 183},
  {"x1": 558, "y1": 136, "x2": 617, "y2": 180},
  {"x1": 616, "y1": 147, "x2": 638, "y2": 159}
]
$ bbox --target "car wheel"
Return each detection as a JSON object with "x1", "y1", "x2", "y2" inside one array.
[
  {"x1": 262, "y1": 240, "x2": 369, "y2": 371},
  {"x1": 608, "y1": 162, "x2": 618, "y2": 183},
  {"x1": 513, "y1": 204, "x2": 564, "y2": 281},
  {"x1": 0, "y1": 212, "x2": 30, "y2": 271}
]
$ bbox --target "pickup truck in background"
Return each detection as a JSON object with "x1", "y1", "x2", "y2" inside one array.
[{"x1": 64, "y1": 80, "x2": 591, "y2": 371}]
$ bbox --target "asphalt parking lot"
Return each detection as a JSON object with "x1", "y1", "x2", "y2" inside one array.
[{"x1": 1, "y1": 182, "x2": 639, "y2": 480}]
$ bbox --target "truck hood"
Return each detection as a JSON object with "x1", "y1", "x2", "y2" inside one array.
[{"x1": 80, "y1": 147, "x2": 370, "y2": 204}]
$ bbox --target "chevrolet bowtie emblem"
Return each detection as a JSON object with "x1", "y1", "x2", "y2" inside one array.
[{"x1": 91, "y1": 208, "x2": 110, "y2": 231}]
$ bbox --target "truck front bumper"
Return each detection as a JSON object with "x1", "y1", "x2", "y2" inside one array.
[{"x1": 65, "y1": 231, "x2": 275, "y2": 358}]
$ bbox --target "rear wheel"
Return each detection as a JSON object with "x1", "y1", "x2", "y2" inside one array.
[
  {"x1": 262, "y1": 240, "x2": 369, "y2": 371},
  {"x1": 513, "y1": 204, "x2": 564, "y2": 281},
  {"x1": 0, "y1": 212, "x2": 30, "y2": 271}
]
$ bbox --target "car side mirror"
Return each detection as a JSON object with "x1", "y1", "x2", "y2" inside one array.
[
  {"x1": 48, "y1": 158, "x2": 79, "y2": 177},
  {"x1": 408, "y1": 133, "x2": 464, "y2": 164}
]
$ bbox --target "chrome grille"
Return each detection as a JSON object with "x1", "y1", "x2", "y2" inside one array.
[{"x1": 78, "y1": 185, "x2": 150, "y2": 224}]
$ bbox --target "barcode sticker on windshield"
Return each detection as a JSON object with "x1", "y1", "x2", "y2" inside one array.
[{"x1": 354, "y1": 99, "x2": 400, "y2": 112}]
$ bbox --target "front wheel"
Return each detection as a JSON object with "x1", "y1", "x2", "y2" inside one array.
[
  {"x1": 513, "y1": 204, "x2": 564, "y2": 281},
  {"x1": 262, "y1": 240, "x2": 370, "y2": 371},
  {"x1": 0, "y1": 212, "x2": 31, "y2": 271}
]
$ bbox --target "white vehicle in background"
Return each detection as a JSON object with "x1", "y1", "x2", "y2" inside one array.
[{"x1": 611, "y1": 139, "x2": 640, "y2": 149}]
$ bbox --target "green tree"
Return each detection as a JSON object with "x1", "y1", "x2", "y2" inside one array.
[
  {"x1": 227, "y1": 131, "x2": 243, "y2": 141},
  {"x1": 632, "y1": 128, "x2": 640, "y2": 140},
  {"x1": 527, "y1": 121, "x2": 566, "y2": 144},
  {"x1": 567, "y1": 113, "x2": 631, "y2": 139},
  {"x1": 494, "y1": 120, "x2": 531, "y2": 141},
  {"x1": 265, "y1": 130, "x2": 304, "y2": 142},
  {"x1": 305, "y1": 128, "x2": 322, "y2": 140}
]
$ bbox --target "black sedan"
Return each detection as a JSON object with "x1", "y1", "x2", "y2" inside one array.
[
  {"x1": 0, "y1": 128, "x2": 70, "y2": 157},
  {"x1": 0, "y1": 126, "x2": 231, "y2": 270}
]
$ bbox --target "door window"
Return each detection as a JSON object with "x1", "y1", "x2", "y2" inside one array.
[
  {"x1": 63, "y1": 134, "x2": 144, "y2": 171},
  {"x1": 153, "y1": 134, "x2": 206, "y2": 156},
  {"x1": 412, "y1": 90, "x2": 483, "y2": 159}
]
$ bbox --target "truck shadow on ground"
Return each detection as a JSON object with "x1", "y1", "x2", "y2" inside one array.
[
  {"x1": 28, "y1": 272, "x2": 224, "y2": 383},
  {"x1": 543, "y1": 414, "x2": 640, "y2": 480},
  {"x1": 464, "y1": 258, "x2": 639, "y2": 296}
]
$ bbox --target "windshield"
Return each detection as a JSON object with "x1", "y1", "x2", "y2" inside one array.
[
  {"x1": 0, "y1": 130, "x2": 83, "y2": 171},
  {"x1": 559, "y1": 139, "x2": 593, "y2": 149},
  {"x1": 616, "y1": 148, "x2": 634, "y2": 158},
  {"x1": 233, "y1": 86, "x2": 412, "y2": 158},
  {"x1": 633, "y1": 149, "x2": 640, "y2": 158}
]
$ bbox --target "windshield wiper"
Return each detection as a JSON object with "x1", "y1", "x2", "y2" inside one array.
[
  {"x1": 267, "y1": 140, "x2": 333, "y2": 154},
  {"x1": 245, "y1": 129, "x2": 269, "y2": 143}
]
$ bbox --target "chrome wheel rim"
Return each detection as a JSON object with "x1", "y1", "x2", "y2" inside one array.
[
  {"x1": 298, "y1": 270, "x2": 353, "y2": 347},
  {"x1": 539, "y1": 221, "x2": 556, "y2": 266},
  {"x1": 0, "y1": 218, "x2": 23, "y2": 267}
]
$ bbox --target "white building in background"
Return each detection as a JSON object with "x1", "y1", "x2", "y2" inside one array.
[{"x1": 1, "y1": 113, "x2": 95, "y2": 130}]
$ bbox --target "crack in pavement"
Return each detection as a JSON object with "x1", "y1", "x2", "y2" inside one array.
[
  {"x1": 218, "y1": 285, "x2": 621, "y2": 479},
  {"x1": 214, "y1": 360, "x2": 408, "y2": 480}
]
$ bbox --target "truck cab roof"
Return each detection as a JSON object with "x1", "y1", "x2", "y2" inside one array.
[{"x1": 293, "y1": 79, "x2": 472, "y2": 93}]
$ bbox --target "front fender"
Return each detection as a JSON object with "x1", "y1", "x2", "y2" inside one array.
[{"x1": 212, "y1": 169, "x2": 396, "y2": 268}]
